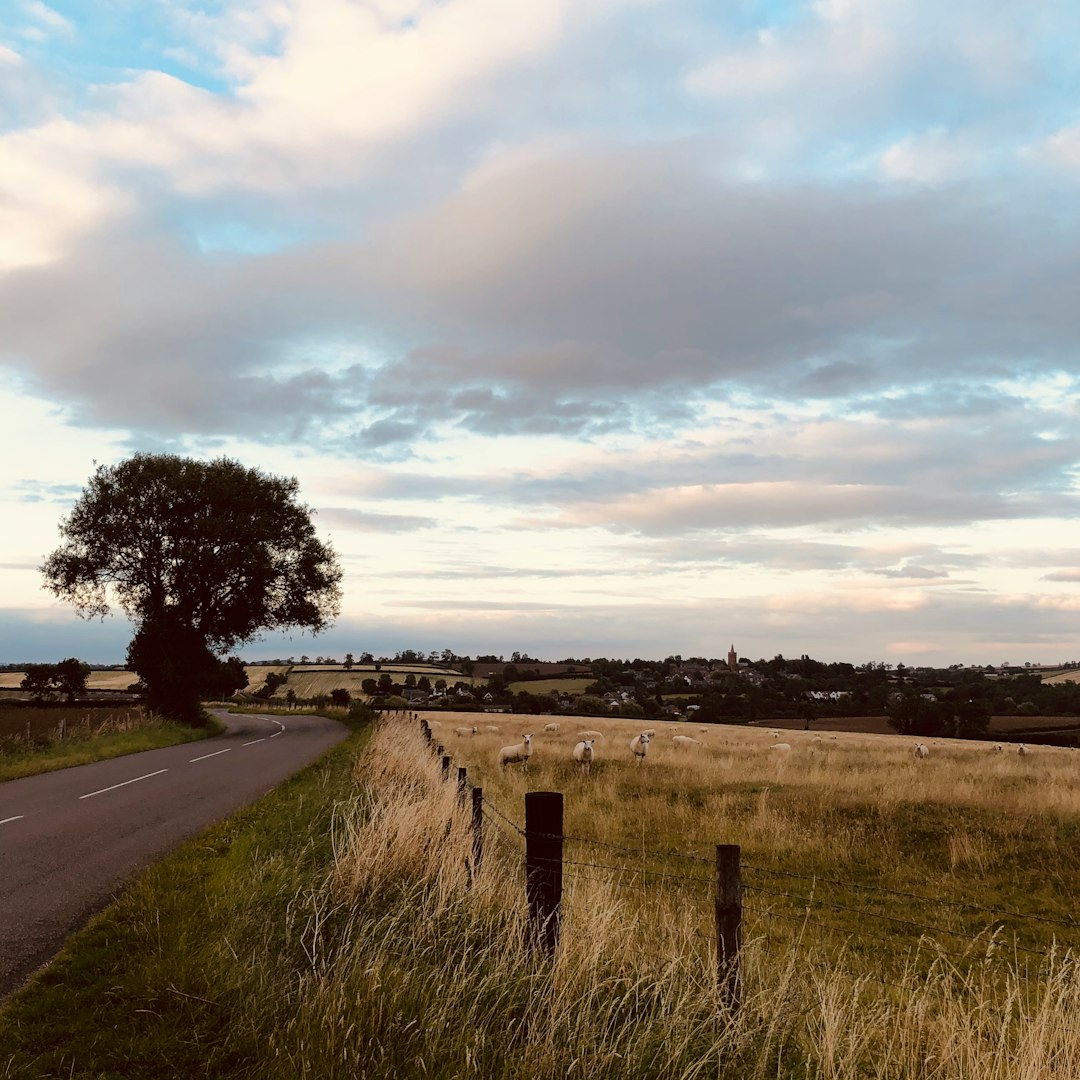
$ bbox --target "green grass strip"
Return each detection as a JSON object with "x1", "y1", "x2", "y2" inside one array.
[
  {"x1": 0, "y1": 718, "x2": 223, "y2": 784},
  {"x1": 0, "y1": 719, "x2": 371, "y2": 1079}
]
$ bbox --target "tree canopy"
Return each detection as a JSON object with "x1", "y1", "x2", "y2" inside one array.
[
  {"x1": 43, "y1": 454, "x2": 341, "y2": 720},
  {"x1": 20, "y1": 658, "x2": 91, "y2": 702}
]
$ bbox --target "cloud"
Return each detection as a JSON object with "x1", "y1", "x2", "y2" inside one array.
[
  {"x1": 878, "y1": 129, "x2": 985, "y2": 184},
  {"x1": 873, "y1": 565, "x2": 950, "y2": 580},
  {"x1": 317, "y1": 507, "x2": 437, "y2": 532},
  {"x1": 22, "y1": 2, "x2": 74, "y2": 38},
  {"x1": 515, "y1": 481, "x2": 1040, "y2": 534},
  {"x1": 685, "y1": 0, "x2": 1056, "y2": 166},
  {"x1": 1043, "y1": 569, "x2": 1080, "y2": 583}
]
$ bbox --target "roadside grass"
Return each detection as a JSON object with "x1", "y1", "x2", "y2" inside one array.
[
  {"x1": 0, "y1": 717, "x2": 372, "y2": 1079},
  {"x1": 0, "y1": 707, "x2": 222, "y2": 783}
]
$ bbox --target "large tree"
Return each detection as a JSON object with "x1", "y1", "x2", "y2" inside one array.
[{"x1": 42, "y1": 454, "x2": 342, "y2": 722}]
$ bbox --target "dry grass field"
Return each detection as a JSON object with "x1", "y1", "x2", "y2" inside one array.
[
  {"x1": 308, "y1": 711, "x2": 1080, "y2": 1078},
  {"x1": 1042, "y1": 671, "x2": 1080, "y2": 685},
  {"x1": 242, "y1": 665, "x2": 291, "y2": 693},
  {"x1": 0, "y1": 670, "x2": 137, "y2": 691}
]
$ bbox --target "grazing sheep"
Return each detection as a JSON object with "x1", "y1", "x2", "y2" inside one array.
[
  {"x1": 672, "y1": 735, "x2": 702, "y2": 748},
  {"x1": 573, "y1": 739, "x2": 596, "y2": 776},
  {"x1": 769, "y1": 742, "x2": 792, "y2": 753},
  {"x1": 577, "y1": 729, "x2": 605, "y2": 741},
  {"x1": 499, "y1": 734, "x2": 534, "y2": 770},
  {"x1": 913, "y1": 743, "x2": 929, "y2": 759},
  {"x1": 991, "y1": 743, "x2": 1003, "y2": 753},
  {"x1": 543, "y1": 722, "x2": 560, "y2": 733},
  {"x1": 812, "y1": 735, "x2": 823, "y2": 744},
  {"x1": 641, "y1": 729, "x2": 657, "y2": 738},
  {"x1": 629, "y1": 731, "x2": 651, "y2": 765},
  {"x1": 699, "y1": 727, "x2": 709, "y2": 734},
  {"x1": 1018, "y1": 743, "x2": 1030, "y2": 756},
  {"x1": 485, "y1": 725, "x2": 501, "y2": 733},
  {"x1": 454, "y1": 725, "x2": 478, "y2": 737},
  {"x1": 770, "y1": 730, "x2": 781, "y2": 738}
]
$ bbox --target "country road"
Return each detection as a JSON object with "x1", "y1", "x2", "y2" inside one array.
[{"x1": 0, "y1": 709, "x2": 348, "y2": 1000}]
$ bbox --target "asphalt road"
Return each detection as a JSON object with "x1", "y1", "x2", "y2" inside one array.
[{"x1": 0, "y1": 709, "x2": 348, "y2": 999}]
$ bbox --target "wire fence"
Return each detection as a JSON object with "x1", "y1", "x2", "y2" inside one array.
[{"x1": 407, "y1": 711, "x2": 1077, "y2": 993}]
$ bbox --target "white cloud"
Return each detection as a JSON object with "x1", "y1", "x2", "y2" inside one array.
[
  {"x1": 23, "y1": 1, "x2": 74, "y2": 36},
  {"x1": 878, "y1": 129, "x2": 982, "y2": 183}
]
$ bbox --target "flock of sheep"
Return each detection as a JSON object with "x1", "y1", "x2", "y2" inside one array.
[{"x1": 435, "y1": 718, "x2": 1037, "y2": 773}]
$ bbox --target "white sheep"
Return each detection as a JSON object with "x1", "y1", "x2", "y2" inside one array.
[
  {"x1": 991, "y1": 743, "x2": 1003, "y2": 753},
  {"x1": 543, "y1": 722, "x2": 560, "y2": 733},
  {"x1": 454, "y1": 725, "x2": 478, "y2": 737},
  {"x1": 577, "y1": 729, "x2": 605, "y2": 741},
  {"x1": 499, "y1": 734, "x2": 534, "y2": 770},
  {"x1": 629, "y1": 731, "x2": 651, "y2": 765},
  {"x1": 573, "y1": 739, "x2": 596, "y2": 776},
  {"x1": 770, "y1": 730, "x2": 781, "y2": 738},
  {"x1": 699, "y1": 727, "x2": 709, "y2": 734},
  {"x1": 913, "y1": 743, "x2": 929, "y2": 759},
  {"x1": 485, "y1": 725, "x2": 501, "y2": 733},
  {"x1": 769, "y1": 742, "x2": 792, "y2": 753},
  {"x1": 812, "y1": 735, "x2": 823, "y2": 744},
  {"x1": 672, "y1": 734, "x2": 702, "y2": 748},
  {"x1": 1018, "y1": 743, "x2": 1030, "y2": 756}
]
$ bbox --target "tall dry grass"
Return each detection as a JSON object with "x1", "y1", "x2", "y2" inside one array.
[{"x1": 282, "y1": 712, "x2": 1080, "y2": 1079}]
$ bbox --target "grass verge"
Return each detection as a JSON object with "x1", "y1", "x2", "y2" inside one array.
[
  {"x1": 0, "y1": 716, "x2": 371, "y2": 1079},
  {"x1": 0, "y1": 712, "x2": 223, "y2": 784}
]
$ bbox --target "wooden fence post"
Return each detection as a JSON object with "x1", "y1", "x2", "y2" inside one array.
[
  {"x1": 715, "y1": 844, "x2": 742, "y2": 1011},
  {"x1": 457, "y1": 766, "x2": 468, "y2": 804},
  {"x1": 471, "y1": 786, "x2": 484, "y2": 877},
  {"x1": 435, "y1": 742, "x2": 444, "y2": 759},
  {"x1": 442, "y1": 754, "x2": 451, "y2": 781},
  {"x1": 525, "y1": 791, "x2": 564, "y2": 957}
]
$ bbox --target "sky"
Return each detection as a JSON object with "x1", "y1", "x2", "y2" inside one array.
[{"x1": 1, "y1": 0, "x2": 1079, "y2": 667}]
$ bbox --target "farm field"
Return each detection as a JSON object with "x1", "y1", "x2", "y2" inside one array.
[
  {"x1": 0, "y1": 670, "x2": 136, "y2": 691},
  {"x1": 505, "y1": 677, "x2": 594, "y2": 695},
  {"x1": 270, "y1": 670, "x2": 373, "y2": 699},
  {"x1": 242, "y1": 665, "x2": 291, "y2": 693},
  {"x1": 326, "y1": 710, "x2": 1080, "y2": 1077},
  {"x1": 1042, "y1": 670, "x2": 1080, "y2": 684},
  {"x1": 291, "y1": 664, "x2": 463, "y2": 675}
]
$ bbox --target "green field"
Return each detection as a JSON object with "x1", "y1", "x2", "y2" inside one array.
[{"x1": 506, "y1": 677, "x2": 594, "y2": 695}]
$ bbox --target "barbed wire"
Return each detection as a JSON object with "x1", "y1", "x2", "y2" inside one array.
[{"x1": 481, "y1": 796, "x2": 525, "y2": 836}]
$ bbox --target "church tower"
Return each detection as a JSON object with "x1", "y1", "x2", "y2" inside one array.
[{"x1": 727, "y1": 644, "x2": 737, "y2": 671}]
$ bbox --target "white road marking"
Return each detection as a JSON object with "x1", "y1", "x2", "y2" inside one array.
[
  {"x1": 0, "y1": 816, "x2": 24, "y2": 826},
  {"x1": 189, "y1": 748, "x2": 233, "y2": 763},
  {"x1": 270, "y1": 731, "x2": 283, "y2": 738},
  {"x1": 242, "y1": 738, "x2": 265, "y2": 746},
  {"x1": 79, "y1": 769, "x2": 169, "y2": 800}
]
